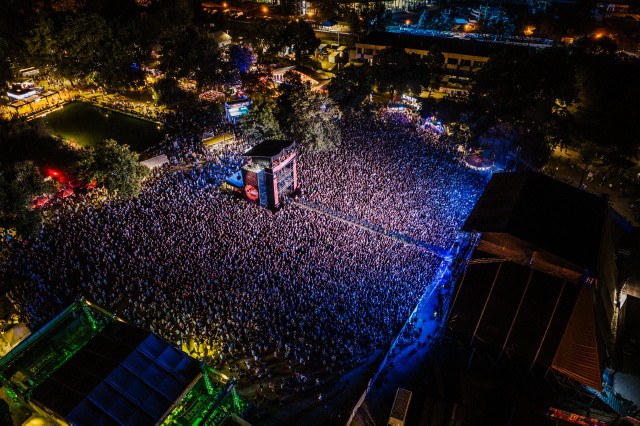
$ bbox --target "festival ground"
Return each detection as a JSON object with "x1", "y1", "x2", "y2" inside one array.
[{"x1": 1, "y1": 107, "x2": 487, "y2": 425}]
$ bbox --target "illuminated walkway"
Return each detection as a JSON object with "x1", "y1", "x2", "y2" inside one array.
[{"x1": 293, "y1": 198, "x2": 450, "y2": 259}]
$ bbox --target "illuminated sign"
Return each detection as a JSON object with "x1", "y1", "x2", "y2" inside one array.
[
  {"x1": 402, "y1": 94, "x2": 418, "y2": 103},
  {"x1": 244, "y1": 185, "x2": 259, "y2": 201},
  {"x1": 546, "y1": 407, "x2": 609, "y2": 426}
]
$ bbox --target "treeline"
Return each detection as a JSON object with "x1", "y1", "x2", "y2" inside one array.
[
  {"x1": 238, "y1": 73, "x2": 340, "y2": 151},
  {"x1": 327, "y1": 38, "x2": 640, "y2": 167},
  {"x1": 0, "y1": 0, "x2": 236, "y2": 90}
]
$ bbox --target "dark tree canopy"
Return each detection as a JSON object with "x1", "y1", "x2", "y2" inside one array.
[
  {"x1": 229, "y1": 44, "x2": 257, "y2": 73},
  {"x1": 328, "y1": 64, "x2": 373, "y2": 115},
  {"x1": 472, "y1": 47, "x2": 577, "y2": 126},
  {"x1": 237, "y1": 92, "x2": 283, "y2": 145},
  {"x1": 570, "y1": 54, "x2": 640, "y2": 157},
  {"x1": 0, "y1": 161, "x2": 55, "y2": 239},
  {"x1": 153, "y1": 77, "x2": 187, "y2": 106},
  {"x1": 372, "y1": 46, "x2": 426, "y2": 96},
  {"x1": 277, "y1": 80, "x2": 341, "y2": 151},
  {"x1": 78, "y1": 139, "x2": 149, "y2": 198}
]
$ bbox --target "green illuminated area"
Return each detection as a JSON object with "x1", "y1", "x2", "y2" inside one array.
[
  {"x1": 0, "y1": 301, "x2": 112, "y2": 398},
  {"x1": 163, "y1": 368, "x2": 248, "y2": 426},
  {"x1": 0, "y1": 301, "x2": 247, "y2": 425}
]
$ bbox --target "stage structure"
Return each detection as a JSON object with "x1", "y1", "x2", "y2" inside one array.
[
  {"x1": 242, "y1": 140, "x2": 298, "y2": 208},
  {"x1": 0, "y1": 300, "x2": 247, "y2": 426},
  {"x1": 447, "y1": 172, "x2": 627, "y2": 393}
]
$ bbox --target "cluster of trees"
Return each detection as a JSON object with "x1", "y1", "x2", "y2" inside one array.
[
  {"x1": 328, "y1": 46, "x2": 444, "y2": 115},
  {"x1": 327, "y1": 39, "x2": 640, "y2": 169},
  {"x1": 0, "y1": 161, "x2": 55, "y2": 239},
  {"x1": 0, "y1": 119, "x2": 149, "y2": 239},
  {"x1": 239, "y1": 74, "x2": 340, "y2": 151},
  {"x1": 444, "y1": 44, "x2": 640, "y2": 168},
  {"x1": 245, "y1": 19, "x2": 319, "y2": 62},
  {"x1": 0, "y1": 0, "x2": 237, "y2": 90},
  {"x1": 78, "y1": 139, "x2": 149, "y2": 199}
]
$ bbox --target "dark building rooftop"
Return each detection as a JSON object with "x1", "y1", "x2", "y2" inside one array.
[
  {"x1": 463, "y1": 172, "x2": 607, "y2": 273},
  {"x1": 358, "y1": 31, "x2": 529, "y2": 58},
  {"x1": 449, "y1": 172, "x2": 613, "y2": 392},
  {"x1": 244, "y1": 140, "x2": 295, "y2": 160}
]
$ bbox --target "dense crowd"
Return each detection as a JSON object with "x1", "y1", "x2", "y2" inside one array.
[
  {"x1": 1, "y1": 110, "x2": 486, "y2": 402},
  {"x1": 300, "y1": 113, "x2": 486, "y2": 246}
]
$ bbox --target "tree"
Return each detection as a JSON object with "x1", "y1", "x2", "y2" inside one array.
[
  {"x1": 282, "y1": 21, "x2": 320, "y2": 62},
  {"x1": 570, "y1": 54, "x2": 640, "y2": 158},
  {"x1": 370, "y1": 4, "x2": 392, "y2": 33},
  {"x1": 328, "y1": 64, "x2": 373, "y2": 115},
  {"x1": 474, "y1": 123, "x2": 520, "y2": 167},
  {"x1": 317, "y1": 0, "x2": 341, "y2": 20},
  {"x1": 78, "y1": 139, "x2": 149, "y2": 198},
  {"x1": 346, "y1": 3, "x2": 392, "y2": 36},
  {"x1": 372, "y1": 46, "x2": 424, "y2": 96},
  {"x1": 0, "y1": 162, "x2": 55, "y2": 239},
  {"x1": 423, "y1": 45, "x2": 445, "y2": 95},
  {"x1": 153, "y1": 77, "x2": 186, "y2": 106},
  {"x1": 0, "y1": 37, "x2": 11, "y2": 89},
  {"x1": 245, "y1": 20, "x2": 284, "y2": 60},
  {"x1": 191, "y1": 36, "x2": 236, "y2": 88},
  {"x1": 417, "y1": 10, "x2": 430, "y2": 28},
  {"x1": 277, "y1": 81, "x2": 341, "y2": 151},
  {"x1": 56, "y1": 14, "x2": 114, "y2": 80},
  {"x1": 578, "y1": 140, "x2": 598, "y2": 187},
  {"x1": 237, "y1": 92, "x2": 283, "y2": 145},
  {"x1": 472, "y1": 48, "x2": 577, "y2": 126},
  {"x1": 26, "y1": 18, "x2": 57, "y2": 68},
  {"x1": 229, "y1": 44, "x2": 257, "y2": 73}
]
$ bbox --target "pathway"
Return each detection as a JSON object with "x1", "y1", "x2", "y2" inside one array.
[{"x1": 293, "y1": 198, "x2": 451, "y2": 259}]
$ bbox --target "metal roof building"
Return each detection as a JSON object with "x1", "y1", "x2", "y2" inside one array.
[
  {"x1": 448, "y1": 172, "x2": 621, "y2": 392},
  {"x1": 0, "y1": 301, "x2": 246, "y2": 426}
]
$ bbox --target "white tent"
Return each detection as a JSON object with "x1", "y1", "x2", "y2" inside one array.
[
  {"x1": 140, "y1": 154, "x2": 169, "y2": 169},
  {"x1": 212, "y1": 31, "x2": 232, "y2": 48}
]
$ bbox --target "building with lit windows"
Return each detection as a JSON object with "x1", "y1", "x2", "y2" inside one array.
[{"x1": 350, "y1": 31, "x2": 530, "y2": 84}]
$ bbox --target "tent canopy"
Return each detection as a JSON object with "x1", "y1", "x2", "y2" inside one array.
[{"x1": 140, "y1": 154, "x2": 169, "y2": 169}]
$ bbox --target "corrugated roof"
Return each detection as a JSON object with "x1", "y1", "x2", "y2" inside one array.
[
  {"x1": 552, "y1": 285, "x2": 605, "y2": 391},
  {"x1": 448, "y1": 259, "x2": 580, "y2": 368},
  {"x1": 31, "y1": 322, "x2": 202, "y2": 426}
]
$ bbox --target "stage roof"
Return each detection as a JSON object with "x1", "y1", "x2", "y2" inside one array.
[
  {"x1": 449, "y1": 258, "x2": 580, "y2": 367},
  {"x1": 31, "y1": 321, "x2": 202, "y2": 425},
  {"x1": 463, "y1": 172, "x2": 607, "y2": 273},
  {"x1": 244, "y1": 140, "x2": 294, "y2": 159},
  {"x1": 0, "y1": 301, "x2": 245, "y2": 425},
  {"x1": 448, "y1": 256, "x2": 606, "y2": 391}
]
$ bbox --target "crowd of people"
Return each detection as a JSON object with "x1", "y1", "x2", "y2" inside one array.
[
  {"x1": 1, "y1": 108, "x2": 487, "y2": 409},
  {"x1": 299, "y1": 112, "x2": 486, "y2": 247}
]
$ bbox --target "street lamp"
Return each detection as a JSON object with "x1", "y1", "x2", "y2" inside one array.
[{"x1": 262, "y1": 6, "x2": 268, "y2": 13}]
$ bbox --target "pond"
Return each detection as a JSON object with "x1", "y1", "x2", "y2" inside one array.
[{"x1": 40, "y1": 102, "x2": 164, "y2": 153}]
